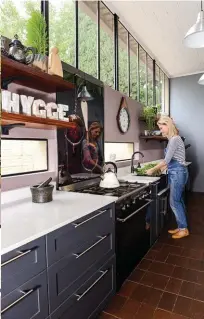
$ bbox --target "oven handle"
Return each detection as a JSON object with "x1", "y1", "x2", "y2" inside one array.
[
  {"x1": 117, "y1": 199, "x2": 153, "y2": 223},
  {"x1": 157, "y1": 186, "x2": 169, "y2": 197}
]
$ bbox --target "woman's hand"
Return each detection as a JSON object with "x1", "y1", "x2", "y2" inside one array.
[{"x1": 146, "y1": 168, "x2": 155, "y2": 176}]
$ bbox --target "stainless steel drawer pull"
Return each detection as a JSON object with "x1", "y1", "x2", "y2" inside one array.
[
  {"x1": 72, "y1": 209, "x2": 107, "y2": 228},
  {"x1": 1, "y1": 289, "x2": 34, "y2": 314},
  {"x1": 117, "y1": 199, "x2": 153, "y2": 223},
  {"x1": 75, "y1": 269, "x2": 109, "y2": 301},
  {"x1": 157, "y1": 187, "x2": 169, "y2": 197},
  {"x1": 73, "y1": 235, "x2": 108, "y2": 259},
  {"x1": 1, "y1": 249, "x2": 32, "y2": 267}
]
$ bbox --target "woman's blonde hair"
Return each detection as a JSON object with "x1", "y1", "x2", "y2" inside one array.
[{"x1": 157, "y1": 116, "x2": 179, "y2": 139}]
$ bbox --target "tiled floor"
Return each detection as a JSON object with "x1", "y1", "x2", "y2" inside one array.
[{"x1": 100, "y1": 193, "x2": 204, "y2": 319}]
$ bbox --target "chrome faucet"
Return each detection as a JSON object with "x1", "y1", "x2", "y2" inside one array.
[{"x1": 131, "y1": 151, "x2": 144, "y2": 173}]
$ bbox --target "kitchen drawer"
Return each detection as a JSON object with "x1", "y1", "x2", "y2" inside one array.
[
  {"x1": 50, "y1": 256, "x2": 116, "y2": 319},
  {"x1": 46, "y1": 204, "x2": 114, "y2": 266},
  {"x1": 48, "y1": 231, "x2": 114, "y2": 312},
  {"x1": 1, "y1": 271, "x2": 49, "y2": 319},
  {"x1": 1, "y1": 237, "x2": 46, "y2": 296}
]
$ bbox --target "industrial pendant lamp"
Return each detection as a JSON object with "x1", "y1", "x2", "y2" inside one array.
[
  {"x1": 184, "y1": 0, "x2": 204, "y2": 48},
  {"x1": 198, "y1": 73, "x2": 204, "y2": 85},
  {"x1": 77, "y1": 84, "x2": 93, "y2": 101}
]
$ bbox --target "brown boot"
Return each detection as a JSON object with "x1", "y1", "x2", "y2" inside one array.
[
  {"x1": 168, "y1": 229, "x2": 179, "y2": 234},
  {"x1": 172, "y1": 229, "x2": 189, "y2": 239}
]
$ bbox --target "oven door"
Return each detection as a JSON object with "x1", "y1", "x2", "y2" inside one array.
[
  {"x1": 156, "y1": 186, "x2": 170, "y2": 236},
  {"x1": 116, "y1": 199, "x2": 153, "y2": 290}
]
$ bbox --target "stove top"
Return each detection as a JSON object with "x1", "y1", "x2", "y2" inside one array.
[{"x1": 75, "y1": 181, "x2": 147, "y2": 198}]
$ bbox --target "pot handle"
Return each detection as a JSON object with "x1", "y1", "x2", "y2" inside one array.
[{"x1": 105, "y1": 161, "x2": 117, "y2": 174}]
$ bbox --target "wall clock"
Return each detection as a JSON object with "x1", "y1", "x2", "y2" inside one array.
[{"x1": 117, "y1": 97, "x2": 130, "y2": 134}]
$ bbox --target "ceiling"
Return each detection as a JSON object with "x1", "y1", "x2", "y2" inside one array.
[{"x1": 105, "y1": 1, "x2": 204, "y2": 78}]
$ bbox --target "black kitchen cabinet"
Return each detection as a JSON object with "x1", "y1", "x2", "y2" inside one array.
[
  {"x1": 1, "y1": 237, "x2": 46, "y2": 297},
  {"x1": 1, "y1": 271, "x2": 49, "y2": 319},
  {"x1": 1, "y1": 203, "x2": 116, "y2": 319}
]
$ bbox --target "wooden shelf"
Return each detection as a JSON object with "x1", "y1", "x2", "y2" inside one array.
[
  {"x1": 140, "y1": 135, "x2": 167, "y2": 142},
  {"x1": 1, "y1": 112, "x2": 77, "y2": 130},
  {"x1": 1, "y1": 56, "x2": 75, "y2": 93}
]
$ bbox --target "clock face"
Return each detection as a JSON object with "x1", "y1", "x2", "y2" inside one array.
[{"x1": 118, "y1": 108, "x2": 130, "y2": 133}]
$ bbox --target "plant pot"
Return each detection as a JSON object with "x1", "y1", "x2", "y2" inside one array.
[{"x1": 144, "y1": 130, "x2": 150, "y2": 136}]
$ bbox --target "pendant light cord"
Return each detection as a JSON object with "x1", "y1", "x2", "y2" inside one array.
[{"x1": 201, "y1": 0, "x2": 203, "y2": 11}]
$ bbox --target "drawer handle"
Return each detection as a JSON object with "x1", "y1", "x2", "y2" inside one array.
[
  {"x1": 73, "y1": 235, "x2": 108, "y2": 259},
  {"x1": 1, "y1": 288, "x2": 35, "y2": 314},
  {"x1": 72, "y1": 210, "x2": 107, "y2": 228},
  {"x1": 75, "y1": 269, "x2": 109, "y2": 301},
  {"x1": 117, "y1": 199, "x2": 153, "y2": 223},
  {"x1": 1, "y1": 249, "x2": 32, "y2": 267}
]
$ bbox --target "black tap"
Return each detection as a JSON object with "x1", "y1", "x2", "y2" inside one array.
[{"x1": 131, "y1": 152, "x2": 144, "y2": 173}]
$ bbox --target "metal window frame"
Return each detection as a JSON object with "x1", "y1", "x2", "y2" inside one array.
[
  {"x1": 145, "y1": 52, "x2": 148, "y2": 106},
  {"x1": 41, "y1": 0, "x2": 49, "y2": 55},
  {"x1": 114, "y1": 14, "x2": 119, "y2": 91},
  {"x1": 75, "y1": 0, "x2": 79, "y2": 69},
  {"x1": 127, "y1": 32, "x2": 130, "y2": 97},
  {"x1": 97, "y1": 1, "x2": 100, "y2": 80}
]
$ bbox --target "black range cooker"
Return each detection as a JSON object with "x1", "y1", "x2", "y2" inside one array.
[{"x1": 60, "y1": 177, "x2": 169, "y2": 290}]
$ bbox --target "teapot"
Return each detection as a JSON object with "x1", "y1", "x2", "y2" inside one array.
[
  {"x1": 100, "y1": 162, "x2": 120, "y2": 188},
  {"x1": 8, "y1": 34, "x2": 35, "y2": 65}
]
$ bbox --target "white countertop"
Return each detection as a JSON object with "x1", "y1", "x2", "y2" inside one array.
[{"x1": 1, "y1": 186, "x2": 116, "y2": 255}]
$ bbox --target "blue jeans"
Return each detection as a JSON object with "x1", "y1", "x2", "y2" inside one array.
[{"x1": 168, "y1": 167, "x2": 188, "y2": 229}]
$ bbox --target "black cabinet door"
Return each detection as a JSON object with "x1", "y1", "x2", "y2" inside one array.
[
  {"x1": 46, "y1": 205, "x2": 114, "y2": 266},
  {"x1": 2, "y1": 237, "x2": 46, "y2": 296},
  {"x1": 1, "y1": 271, "x2": 49, "y2": 319},
  {"x1": 48, "y1": 231, "x2": 114, "y2": 312},
  {"x1": 50, "y1": 256, "x2": 116, "y2": 319}
]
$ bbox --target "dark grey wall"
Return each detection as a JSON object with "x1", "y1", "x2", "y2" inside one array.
[{"x1": 170, "y1": 73, "x2": 204, "y2": 193}]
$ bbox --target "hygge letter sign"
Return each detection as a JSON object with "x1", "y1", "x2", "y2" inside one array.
[{"x1": 2, "y1": 90, "x2": 69, "y2": 121}]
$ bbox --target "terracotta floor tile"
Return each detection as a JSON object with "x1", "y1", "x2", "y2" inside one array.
[
  {"x1": 182, "y1": 248, "x2": 203, "y2": 260},
  {"x1": 158, "y1": 292, "x2": 177, "y2": 312},
  {"x1": 165, "y1": 278, "x2": 182, "y2": 294},
  {"x1": 166, "y1": 255, "x2": 189, "y2": 269},
  {"x1": 153, "y1": 309, "x2": 172, "y2": 319},
  {"x1": 137, "y1": 258, "x2": 152, "y2": 270},
  {"x1": 197, "y1": 271, "x2": 204, "y2": 285},
  {"x1": 179, "y1": 281, "x2": 195, "y2": 298},
  {"x1": 193, "y1": 283, "x2": 204, "y2": 302},
  {"x1": 117, "y1": 299, "x2": 141, "y2": 319},
  {"x1": 149, "y1": 261, "x2": 174, "y2": 277},
  {"x1": 171, "y1": 314, "x2": 190, "y2": 319},
  {"x1": 130, "y1": 283, "x2": 150, "y2": 302},
  {"x1": 184, "y1": 269, "x2": 200, "y2": 284},
  {"x1": 145, "y1": 249, "x2": 159, "y2": 261},
  {"x1": 128, "y1": 269, "x2": 145, "y2": 283},
  {"x1": 118, "y1": 281, "x2": 138, "y2": 298},
  {"x1": 189, "y1": 299, "x2": 204, "y2": 319},
  {"x1": 99, "y1": 313, "x2": 117, "y2": 319},
  {"x1": 141, "y1": 271, "x2": 169, "y2": 290},
  {"x1": 152, "y1": 242, "x2": 164, "y2": 252},
  {"x1": 143, "y1": 287, "x2": 163, "y2": 307},
  {"x1": 173, "y1": 296, "x2": 192, "y2": 318},
  {"x1": 134, "y1": 303, "x2": 155, "y2": 319},
  {"x1": 105, "y1": 295, "x2": 127, "y2": 316},
  {"x1": 163, "y1": 245, "x2": 184, "y2": 256}
]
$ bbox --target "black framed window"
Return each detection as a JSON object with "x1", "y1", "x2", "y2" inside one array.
[
  {"x1": 118, "y1": 22, "x2": 128, "y2": 96},
  {"x1": 129, "y1": 35, "x2": 138, "y2": 100},
  {"x1": 139, "y1": 46, "x2": 147, "y2": 105},
  {"x1": 1, "y1": 138, "x2": 48, "y2": 177},
  {"x1": 49, "y1": 0, "x2": 75, "y2": 66},
  {"x1": 78, "y1": 0, "x2": 97, "y2": 78},
  {"x1": 100, "y1": 2, "x2": 114, "y2": 88},
  {"x1": 147, "y1": 55, "x2": 153, "y2": 106}
]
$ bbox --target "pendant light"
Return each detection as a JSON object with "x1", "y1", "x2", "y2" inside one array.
[
  {"x1": 77, "y1": 83, "x2": 93, "y2": 101},
  {"x1": 184, "y1": 0, "x2": 204, "y2": 48},
  {"x1": 198, "y1": 73, "x2": 204, "y2": 84}
]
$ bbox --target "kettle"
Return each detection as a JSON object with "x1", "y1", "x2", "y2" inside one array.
[
  {"x1": 100, "y1": 162, "x2": 120, "y2": 188},
  {"x1": 8, "y1": 34, "x2": 35, "y2": 65}
]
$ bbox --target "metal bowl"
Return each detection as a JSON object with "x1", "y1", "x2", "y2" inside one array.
[{"x1": 30, "y1": 185, "x2": 54, "y2": 203}]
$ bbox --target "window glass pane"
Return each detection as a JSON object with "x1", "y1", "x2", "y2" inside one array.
[
  {"x1": 129, "y1": 35, "x2": 138, "y2": 100},
  {"x1": 78, "y1": 1, "x2": 97, "y2": 77},
  {"x1": 0, "y1": 0, "x2": 40, "y2": 42},
  {"x1": 1, "y1": 139, "x2": 48, "y2": 176},
  {"x1": 160, "y1": 70, "x2": 165, "y2": 111},
  {"x1": 139, "y1": 46, "x2": 147, "y2": 105},
  {"x1": 164, "y1": 74, "x2": 169, "y2": 114},
  {"x1": 105, "y1": 142, "x2": 134, "y2": 162},
  {"x1": 147, "y1": 55, "x2": 153, "y2": 106},
  {"x1": 100, "y1": 2, "x2": 114, "y2": 88},
  {"x1": 118, "y1": 22, "x2": 128, "y2": 95},
  {"x1": 49, "y1": 0, "x2": 75, "y2": 66},
  {"x1": 155, "y1": 65, "x2": 161, "y2": 106}
]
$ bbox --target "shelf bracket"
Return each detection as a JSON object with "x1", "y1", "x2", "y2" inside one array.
[{"x1": 2, "y1": 123, "x2": 25, "y2": 135}]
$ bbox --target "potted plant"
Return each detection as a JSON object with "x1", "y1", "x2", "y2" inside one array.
[
  {"x1": 26, "y1": 10, "x2": 48, "y2": 72},
  {"x1": 142, "y1": 106, "x2": 156, "y2": 135}
]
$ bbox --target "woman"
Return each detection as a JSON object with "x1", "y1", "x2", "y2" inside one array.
[
  {"x1": 146, "y1": 116, "x2": 189, "y2": 239},
  {"x1": 82, "y1": 121, "x2": 104, "y2": 174}
]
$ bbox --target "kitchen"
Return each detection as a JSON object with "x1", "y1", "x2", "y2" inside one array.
[{"x1": 1, "y1": 1, "x2": 204, "y2": 319}]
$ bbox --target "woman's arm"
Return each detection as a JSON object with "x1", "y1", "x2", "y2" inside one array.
[{"x1": 146, "y1": 160, "x2": 166, "y2": 175}]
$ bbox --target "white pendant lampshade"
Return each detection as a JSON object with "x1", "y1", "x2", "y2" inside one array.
[
  {"x1": 184, "y1": 1, "x2": 204, "y2": 48},
  {"x1": 198, "y1": 73, "x2": 204, "y2": 85}
]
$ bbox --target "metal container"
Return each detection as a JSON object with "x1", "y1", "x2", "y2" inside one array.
[{"x1": 30, "y1": 185, "x2": 54, "y2": 203}]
